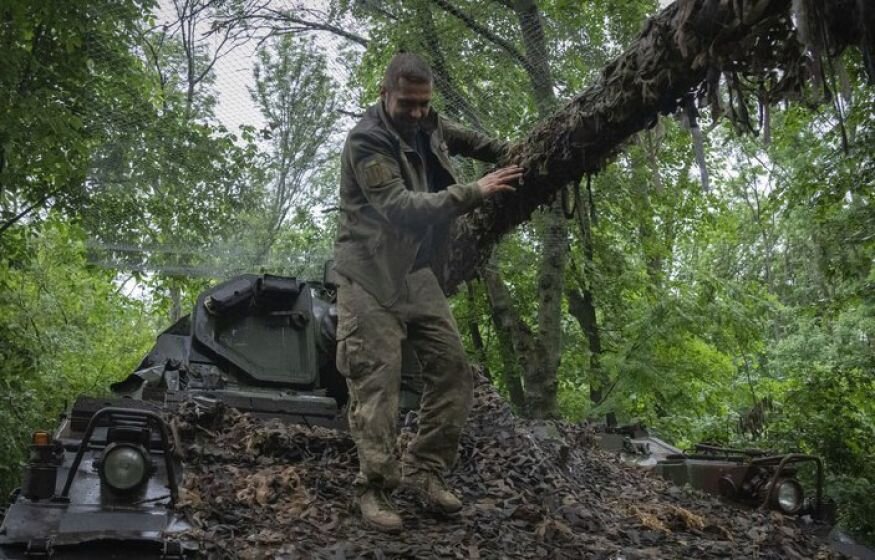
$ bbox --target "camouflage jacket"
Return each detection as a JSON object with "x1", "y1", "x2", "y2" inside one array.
[{"x1": 334, "y1": 102, "x2": 508, "y2": 305}]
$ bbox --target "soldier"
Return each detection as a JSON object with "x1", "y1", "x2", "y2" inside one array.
[{"x1": 333, "y1": 52, "x2": 523, "y2": 532}]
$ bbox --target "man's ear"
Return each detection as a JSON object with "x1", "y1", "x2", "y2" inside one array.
[{"x1": 379, "y1": 84, "x2": 387, "y2": 100}]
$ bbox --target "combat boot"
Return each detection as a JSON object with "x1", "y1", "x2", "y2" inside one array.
[
  {"x1": 355, "y1": 488, "x2": 403, "y2": 533},
  {"x1": 401, "y1": 471, "x2": 463, "y2": 514}
]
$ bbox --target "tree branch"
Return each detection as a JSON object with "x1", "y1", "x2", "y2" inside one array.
[
  {"x1": 266, "y1": 11, "x2": 369, "y2": 47},
  {"x1": 429, "y1": 0, "x2": 534, "y2": 75},
  {"x1": 0, "y1": 185, "x2": 66, "y2": 237},
  {"x1": 214, "y1": 5, "x2": 370, "y2": 47},
  {"x1": 438, "y1": 0, "x2": 868, "y2": 294}
]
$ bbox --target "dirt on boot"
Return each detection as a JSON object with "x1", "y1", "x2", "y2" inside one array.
[
  {"x1": 356, "y1": 488, "x2": 403, "y2": 534},
  {"x1": 401, "y1": 471, "x2": 463, "y2": 514}
]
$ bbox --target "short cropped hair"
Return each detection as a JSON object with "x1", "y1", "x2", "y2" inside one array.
[{"x1": 382, "y1": 52, "x2": 433, "y2": 91}]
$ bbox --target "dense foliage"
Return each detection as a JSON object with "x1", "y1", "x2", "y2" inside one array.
[{"x1": 0, "y1": 0, "x2": 872, "y2": 543}]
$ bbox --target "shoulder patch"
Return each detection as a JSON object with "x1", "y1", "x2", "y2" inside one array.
[
  {"x1": 362, "y1": 157, "x2": 393, "y2": 187},
  {"x1": 362, "y1": 157, "x2": 392, "y2": 187}
]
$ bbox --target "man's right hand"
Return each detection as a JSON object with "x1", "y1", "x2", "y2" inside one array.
[{"x1": 476, "y1": 165, "x2": 524, "y2": 198}]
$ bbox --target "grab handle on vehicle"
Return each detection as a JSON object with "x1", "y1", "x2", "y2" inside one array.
[
  {"x1": 752, "y1": 453, "x2": 823, "y2": 516},
  {"x1": 57, "y1": 407, "x2": 179, "y2": 506}
]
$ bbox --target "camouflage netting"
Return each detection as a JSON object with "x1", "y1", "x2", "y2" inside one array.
[
  {"x1": 172, "y1": 375, "x2": 837, "y2": 559},
  {"x1": 438, "y1": 0, "x2": 875, "y2": 293}
]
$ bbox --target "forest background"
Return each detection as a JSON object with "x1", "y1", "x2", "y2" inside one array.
[{"x1": 1, "y1": 0, "x2": 872, "y2": 542}]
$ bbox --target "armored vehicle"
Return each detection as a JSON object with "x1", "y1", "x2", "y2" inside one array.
[
  {"x1": 596, "y1": 423, "x2": 831, "y2": 520},
  {"x1": 0, "y1": 266, "x2": 422, "y2": 559}
]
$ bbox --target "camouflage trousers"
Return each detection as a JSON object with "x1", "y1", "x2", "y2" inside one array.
[{"x1": 335, "y1": 267, "x2": 474, "y2": 491}]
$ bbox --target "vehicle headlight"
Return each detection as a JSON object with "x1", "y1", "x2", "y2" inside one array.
[
  {"x1": 773, "y1": 479, "x2": 804, "y2": 514},
  {"x1": 100, "y1": 443, "x2": 151, "y2": 492}
]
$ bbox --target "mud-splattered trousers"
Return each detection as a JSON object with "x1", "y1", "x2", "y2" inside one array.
[{"x1": 335, "y1": 267, "x2": 473, "y2": 490}]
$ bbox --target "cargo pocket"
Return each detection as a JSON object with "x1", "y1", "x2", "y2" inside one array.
[{"x1": 335, "y1": 315, "x2": 358, "y2": 378}]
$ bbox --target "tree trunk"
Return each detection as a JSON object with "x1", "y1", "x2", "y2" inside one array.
[
  {"x1": 567, "y1": 183, "x2": 606, "y2": 405},
  {"x1": 567, "y1": 286, "x2": 604, "y2": 404},
  {"x1": 441, "y1": 0, "x2": 567, "y2": 417},
  {"x1": 637, "y1": 128, "x2": 666, "y2": 288},
  {"x1": 527, "y1": 201, "x2": 564, "y2": 417},
  {"x1": 508, "y1": 0, "x2": 565, "y2": 418},
  {"x1": 482, "y1": 253, "x2": 530, "y2": 412},
  {"x1": 437, "y1": 0, "x2": 869, "y2": 293},
  {"x1": 465, "y1": 282, "x2": 491, "y2": 380}
]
